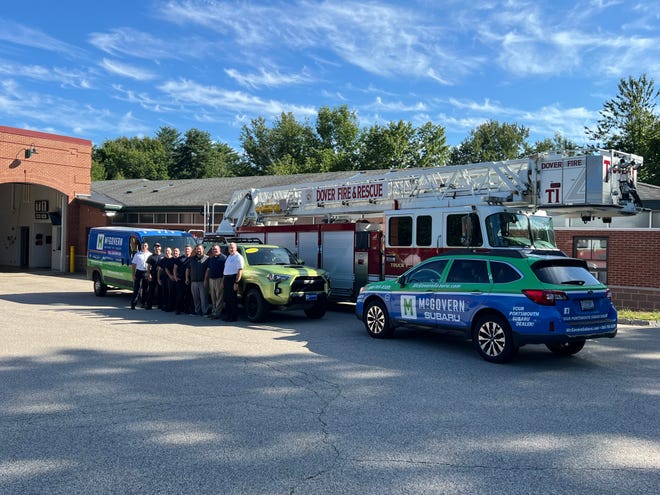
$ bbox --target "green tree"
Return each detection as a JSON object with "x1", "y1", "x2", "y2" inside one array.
[
  {"x1": 205, "y1": 142, "x2": 248, "y2": 177},
  {"x1": 240, "y1": 113, "x2": 320, "y2": 175},
  {"x1": 172, "y1": 129, "x2": 214, "y2": 179},
  {"x1": 527, "y1": 132, "x2": 579, "y2": 155},
  {"x1": 449, "y1": 120, "x2": 530, "y2": 164},
  {"x1": 93, "y1": 137, "x2": 168, "y2": 180},
  {"x1": 413, "y1": 121, "x2": 450, "y2": 167},
  {"x1": 156, "y1": 126, "x2": 182, "y2": 179},
  {"x1": 90, "y1": 156, "x2": 106, "y2": 181},
  {"x1": 315, "y1": 105, "x2": 360, "y2": 171},
  {"x1": 240, "y1": 116, "x2": 276, "y2": 175},
  {"x1": 586, "y1": 74, "x2": 660, "y2": 185},
  {"x1": 357, "y1": 121, "x2": 418, "y2": 170}
]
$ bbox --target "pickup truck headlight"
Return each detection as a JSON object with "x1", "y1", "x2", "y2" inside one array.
[{"x1": 266, "y1": 273, "x2": 291, "y2": 283}]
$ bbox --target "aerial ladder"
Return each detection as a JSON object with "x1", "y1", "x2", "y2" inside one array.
[{"x1": 217, "y1": 149, "x2": 643, "y2": 234}]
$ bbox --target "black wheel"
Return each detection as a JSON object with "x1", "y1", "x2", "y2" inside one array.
[
  {"x1": 546, "y1": 340, "x2": 586, "y2": 356},
  {"x1": 304, "y1": 300, "x2": 327, "y2": 319},
  {"x1": 245, "y1": 288, "x2": 269, "y2": 322},
  {"x1": 364, "y1": 299, "x2": 394, "y2": 339},
  {"x1": 472, "y1": 314, "x2": 518, "y2": 363},
  {"x1": 93, "y1": 273, "x2": 107, "y2": 297}
]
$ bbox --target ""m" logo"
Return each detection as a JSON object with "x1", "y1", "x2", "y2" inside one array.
[{"x1": 401, "y1": 296, "x2": 417, "y2": 319}]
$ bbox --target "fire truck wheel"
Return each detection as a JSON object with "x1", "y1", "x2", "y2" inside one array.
[
  {"x1": 364, "y1": 300, "x2": 394, "y2": 339},
  {"x1": 472, "y1": 313, "x2": 518, "y2": 363},
  {"x1": 245, "y1": 288, "x2": 269, "y2": 322},
  {"x1": 304, "y1": 301, "x2": 327, "y2": 319},
  {"x1": 545, "y1": 340, "x2": 585, "y2": 356},
  {"x1": 93, "y1": 273, "x2": 107, "y2": 297}
]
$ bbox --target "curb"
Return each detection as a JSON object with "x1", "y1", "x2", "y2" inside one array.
[{"x1": 619, "y1": 318, "x2": 660, "y2": 327}]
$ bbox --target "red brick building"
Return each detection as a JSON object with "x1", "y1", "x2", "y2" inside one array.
[{"x1": 0, "y1": 126, "x2": 92, "y2": 271}]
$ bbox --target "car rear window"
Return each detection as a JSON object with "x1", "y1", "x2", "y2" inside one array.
[{"x1": 532, "y1": 259, "x2": 601, "y2": 286}]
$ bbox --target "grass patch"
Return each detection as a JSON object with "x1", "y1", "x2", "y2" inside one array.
[{"x1": 618, "y1": 309, "x2": 660, "y2": 321}]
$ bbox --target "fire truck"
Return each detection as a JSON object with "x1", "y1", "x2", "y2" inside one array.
[{"x1": 215, "y1": 149, "x2": 643, "y2": 300}]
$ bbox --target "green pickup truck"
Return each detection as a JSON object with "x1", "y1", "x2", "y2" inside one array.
[{"x1": 204, "y1": 236, "x2": 331, "y2": 322}]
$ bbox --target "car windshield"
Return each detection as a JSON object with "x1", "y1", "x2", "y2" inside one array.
[
  {"x1": 532, "y1": 259, "x2": 601, "y2": 286},
  {"x1": 485, "y1": 213, "x2": 557, "y2": 249},
  {"x1": 244, "y1": 246, "x2": 299, "y2": 265}
]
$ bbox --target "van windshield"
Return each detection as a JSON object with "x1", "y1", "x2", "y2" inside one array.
[{"x1": 143, "y1": 235, "x2": 196, "y2": 252}]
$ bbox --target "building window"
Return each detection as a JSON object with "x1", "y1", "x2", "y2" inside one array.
[
  {"x1": 140, "y1": 212, "x2": 154, "y2": 224},
  {"x1": 574, "y1": 237, "x2": 608, "y2": 284}
]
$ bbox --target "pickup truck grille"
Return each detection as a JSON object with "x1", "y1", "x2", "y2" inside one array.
[{"x1": 291, "y1": 276, "x2": 326, "y2": 292}]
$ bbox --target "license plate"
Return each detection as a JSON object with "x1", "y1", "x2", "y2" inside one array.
[
  {"x1": 580, "y1": 299, "x2": 595, "y2": 311},
  {"x1": 306, "y1": 293, "x2": 318, "y2": 302}
]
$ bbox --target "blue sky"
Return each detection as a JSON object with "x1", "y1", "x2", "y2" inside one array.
[{"x1": 1, "y1": 0, "x2": 659, "y2": 151}]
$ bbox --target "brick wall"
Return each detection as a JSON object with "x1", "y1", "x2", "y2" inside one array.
[
  {"x1": 555, "y1": 228, "x2": 660, "y2": 311},
  {"x1": 0, "y1": 126, "x2": 92, "y2": 200}
]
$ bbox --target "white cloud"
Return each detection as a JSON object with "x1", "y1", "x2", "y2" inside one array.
[
  {"x1": 0, "y1": 20, "x2": 84, "y2": 58},
  {"x1": 225, "y1": 67, "x2": 313, "y2": 88},
  {"x1": 100, "y1": 58, "x2": 157, "y2": 81},
  {"x1": 0, "y1": 61, "x2": 93, "y2": 89},
  {"x1": 158, "y1": 78, "x2": 317, "y2": 117},
  {"x1": 156, "y1": 0, "x2": 476, "y2": 83}
]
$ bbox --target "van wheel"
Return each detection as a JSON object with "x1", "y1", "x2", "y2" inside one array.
[
  {"x1": 546, "y1": 340, "x2": 585, "y2": 356},
  {"x1": 472, "y1": 314, "x2": 518, "y2": 363},
  {"x1": 364, "y1": 300, "x2": 394, "y2": 338},
  {"x1": 245, "y1": 288, "x2": 269, "y2": 322},
  {"x1": 93, "y1": 273, "x2": 107, "y2": 297},
  {"x1": 304, "y1": 300, "x2": 327, "y2": 319}
]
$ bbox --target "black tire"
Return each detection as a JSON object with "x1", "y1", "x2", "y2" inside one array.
[
  {"x1": 245, "y1": 288, "x2": 269, "y2": 322},
  {"x1": 304, "y1": 300, "x2": 327, "y2": 319},
  {"x1": 472, "y1": 314, "x2": 518, "y2": 363},
  {"x1": 546, "y1": 340, "x2": 586, "y2": 356},
  {"x1": 93, "y1": 273, "x2": 107, "y2": 297},
  {"x1": 364, "y1": 299, "x2": 394, "y2": 339}
]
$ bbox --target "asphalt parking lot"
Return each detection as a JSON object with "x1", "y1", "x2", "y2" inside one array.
[{"x1": 1, "y1": 271, "x2": 659, "y2": 494}]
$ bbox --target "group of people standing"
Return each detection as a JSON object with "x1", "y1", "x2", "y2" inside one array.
[{"x1": 130, "y1": 241, "x2": 244, "y2": 322}]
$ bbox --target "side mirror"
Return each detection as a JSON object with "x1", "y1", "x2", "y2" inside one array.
[
  {"x1": 297, "y1": 259, "x2": 305, "y2": 265},
  {"x1": 397, "y1": 275, "x2": 406, "y2": 287}
]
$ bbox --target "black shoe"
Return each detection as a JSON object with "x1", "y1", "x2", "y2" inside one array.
[
  {"x1": 130, "y1": 303, "x2": 135, "y2": 310},
  {"x1": 145, "y1": 306, "x2": 152, "y2": 310}
]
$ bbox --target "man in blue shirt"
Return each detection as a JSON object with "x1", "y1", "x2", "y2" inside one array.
[{"x1": 205, "y1": 244, "x2": 227, "y2": 319}]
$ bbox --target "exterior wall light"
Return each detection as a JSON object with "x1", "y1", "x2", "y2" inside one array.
[{"x1": 24, "y1": 144, "x2": 38, "y2": 159}]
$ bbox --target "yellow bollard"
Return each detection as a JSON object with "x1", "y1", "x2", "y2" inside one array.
[{"x1": 69, "y1": 245, "x2": 75, "y2": 273}]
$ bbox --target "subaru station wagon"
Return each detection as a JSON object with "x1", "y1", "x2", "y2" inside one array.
[{"x1": 355, "y1": 249, "x2": 617, "y2": 363}]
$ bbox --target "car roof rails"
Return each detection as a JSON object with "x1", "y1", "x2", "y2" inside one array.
[
  {"x1": 202, "y1": 234, "x2": 263, "y2": 244},
  {"x1": 437, "y1": 248, "x2": 527, "y2": 258}
]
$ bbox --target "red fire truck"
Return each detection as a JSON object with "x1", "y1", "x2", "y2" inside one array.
[{"x1": 214, "y1": 149, "x2": 642, "y2": 300}]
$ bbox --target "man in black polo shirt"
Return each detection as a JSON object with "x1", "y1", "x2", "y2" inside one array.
[
  {"x1": 174, "y1": 245, "x2": 193, "y2": 314},
  {"x1": 145, "y1": 243, "x2": 164, "y2": 310}
]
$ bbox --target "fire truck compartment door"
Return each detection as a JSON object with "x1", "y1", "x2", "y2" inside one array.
[{"x1": 322, "y1": 231, "x2": 354, "y2": 293}]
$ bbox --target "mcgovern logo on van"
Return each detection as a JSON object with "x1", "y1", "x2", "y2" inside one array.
[{"x1": 96, "y1": 234, "x2": 123, "y2": 250}]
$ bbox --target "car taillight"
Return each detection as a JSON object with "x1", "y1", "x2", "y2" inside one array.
[{"x1": 522, "y1": 289, "x2": 568, "y2": 306}]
